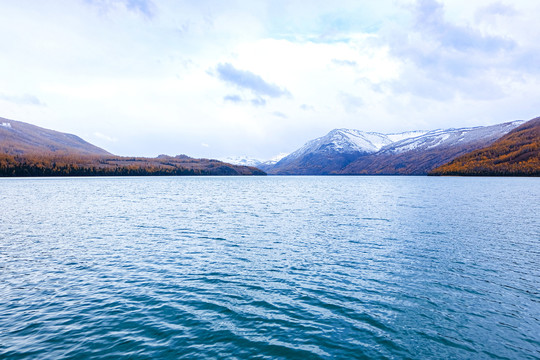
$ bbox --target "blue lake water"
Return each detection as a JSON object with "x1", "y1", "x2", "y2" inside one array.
[{"x1": 0, "y1": 176, "x2": 539, "y2": 359}]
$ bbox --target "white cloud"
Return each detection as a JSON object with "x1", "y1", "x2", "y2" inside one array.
[
  {"x1": 0, "y1": 93, "x2": 44, "y2": 106},
  {"x1": 0, "y1": 0, "x2": 538, "y2": 159},
  {"x1": 93, "y1": 132, "x2": 118, "y2": 142}
]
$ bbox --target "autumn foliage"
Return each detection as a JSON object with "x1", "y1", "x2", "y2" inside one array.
[
  {"x1": 0, "y1": 118, "x2": 265, "y2": 176},
  {"x1": 430, "y1": 118, "x2": 540, "y2": 176},
  {"x1": 0, "y1": 153, "x2": 265, "y2": 177}
]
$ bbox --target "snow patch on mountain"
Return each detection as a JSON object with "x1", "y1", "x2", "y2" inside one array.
[
  {"x1": 219, "y1": 156, "x2": 262, "y2": 167},
  {"x1": 220, "y1": 152, "x2": 289, "y2": 167},
  {"x1": 264, "y1": 152, "x2": 289, "y2": 165},
  {"x1": 385, "y1": 130, "x2": 428, "y2": 143},
  {"x1": 381, "y1": 121, "x2": 524, "y2": 154},
  {"x1": 327, "y1": 129, "x2": 393, "y2": 152},
  {"x1": 285, "y1": 129, "x2": 395, "y2": 163}
]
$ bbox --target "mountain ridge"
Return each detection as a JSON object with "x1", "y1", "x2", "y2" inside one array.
[
  {"x1": 266, "y1": 120, "x2": 524, "y2": 175},
  {"x1": 4, "y1": 115, "x2": 535, "y2": 177},
  {"x1": 429, "y1": 117, "x2": 539, "y2": 176}
]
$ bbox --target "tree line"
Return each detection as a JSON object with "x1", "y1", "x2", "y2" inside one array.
[{"x1": 0, "y1": 154, "x2": 264, "y2": 177}]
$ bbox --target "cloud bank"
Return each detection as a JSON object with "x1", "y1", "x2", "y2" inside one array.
[
  {"x1": 0, "y1": 93, "x2": 44, "y2": 106},
  {"x1": 0, "y1": 0, "x2": 539, "y2": 159}
]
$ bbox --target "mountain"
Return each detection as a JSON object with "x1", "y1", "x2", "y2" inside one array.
[
  {"x1": 340, "y1": 121, "x2": 523, "y2": 175},
  {"x1": 220, "y1": 153, "x2": 288, "y2": 172},
  {"x1": 267, "y1": 129, "x2": 423, "y2": 175},
  {"x1": 219, "y1": 156, "x2": 264, "y2": 167},
  {"x1": 429, "y1": 117, "x2": 539, "y2": 176},
  {"x1": 0, "y1": 117, "x2": 265, "y2": 176},
  {"x1": 266, "y1": 121, "x2": 524, "y2": 175},
  {"x1": 0, "y1": 117, "x2": 111, "y2": 156}
]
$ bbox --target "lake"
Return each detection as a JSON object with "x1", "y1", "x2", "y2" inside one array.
[{"x1": 1, "y1": 176, "x2": 539, "y2": 359}]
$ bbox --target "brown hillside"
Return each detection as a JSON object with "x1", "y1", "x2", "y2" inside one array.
[
  {"x1": 0, "y1": 117, "x2": 111, "y2": 156},
  {"x1": 430, "y1": 117, "x2": 540, "y2": 176},
  {"x1": 0, "y1": 117, "x2": 265, "y2": 176}
]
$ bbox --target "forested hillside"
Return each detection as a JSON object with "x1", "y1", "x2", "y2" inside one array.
[
  {"x1": 0, "y1": 117, "x2": 265, "y2": 176},
  {"x1": 0, "y1": 153, "x2": 265, "y2": 176},
  {"x1": 429, "y1": 117, "x2": 539, "y2": 176}
]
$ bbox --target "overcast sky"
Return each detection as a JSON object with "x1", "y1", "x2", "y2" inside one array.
[{"x1": 1, "y1": 0, "x2": 539, "y2": 159}]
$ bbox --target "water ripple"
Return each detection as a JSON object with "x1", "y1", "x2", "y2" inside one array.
[{"x1": 0, "y1": 176, "x2": 539, "y2": 359}]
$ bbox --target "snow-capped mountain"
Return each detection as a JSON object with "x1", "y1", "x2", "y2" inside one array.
[
  {"x1": 430, "y1": 117, "x2": 540, "y2": 176},
  {"x1": 219, "y1": 156, "x2": 263, "y2": 167},
  {"x1": 268, "y1": 128, "x2": 430, "y2": 174},
  {"x1": 291, "y1": 129, "x2": 394, "y2": 156},
  {"x1": 220, "y1": 153, "x2": 288, "y2": 168},
  {"x1": 380, "y1": 121, "x2": 523, "y2": 155},
  {"x1": 266, "y1": 121, "x2": 524, "y2": 175}
]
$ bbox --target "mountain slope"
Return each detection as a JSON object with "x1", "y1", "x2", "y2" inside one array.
[
  {"x1": 429, "y1": 117, "x2": 539, "y2": 176},
  {"x1": 340, "y1": 121, "x2": 523, "y2": 175},
  {"x1": 0, "y1": 117, "x2": 265, "y2": 176},
  {"x1": 268, "y1": 129, "x2": 423, "y2": 175},
  {"x1": 0, "y1": 117, "x2": 111, "y2": 155},
  {"x1": 267, "y1": 122, "x2": 522, "y2": 175}
]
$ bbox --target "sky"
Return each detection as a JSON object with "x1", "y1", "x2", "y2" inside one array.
[{"x1": 1, "y1": 0, "x2": 539, "y2": 159}]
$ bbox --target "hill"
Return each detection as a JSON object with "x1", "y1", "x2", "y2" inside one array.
[
  {"x1": 0, "y1": 117, "x2": 265, "y2": 176},
  {"x1": 1, "y1": 117, "x2": 110, "y2": 155},
  {"x1": 429, "y1": 117, "x2": 539, "y2": 176},
  {"x1": 0, "y1": 153, "x2": 265, "y2": 177}
]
